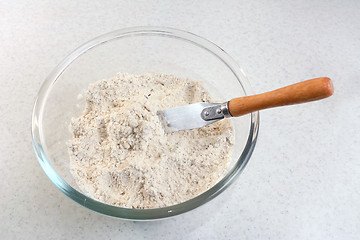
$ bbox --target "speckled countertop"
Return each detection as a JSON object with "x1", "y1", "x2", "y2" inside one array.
[{"x1": 1, "y1": 1, "x2": 359, "y2": 239}]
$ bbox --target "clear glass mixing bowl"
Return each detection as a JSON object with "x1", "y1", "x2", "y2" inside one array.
[{"x1": 31, "y1": 26, "x2": 259, "y2": 220}]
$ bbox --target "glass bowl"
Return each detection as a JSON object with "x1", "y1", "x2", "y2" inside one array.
[{"x1": 31, "y1": 26, "x2": 259, "y2": 220}]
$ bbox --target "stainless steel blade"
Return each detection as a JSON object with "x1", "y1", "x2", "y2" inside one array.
[{"x1": 157, "y1": 103, "x2": 223, "y2": 132}]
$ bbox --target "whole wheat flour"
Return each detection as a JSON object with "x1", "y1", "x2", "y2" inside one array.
[{"x1": 68, "y1": 73, "x2": 234, "y2": 209}]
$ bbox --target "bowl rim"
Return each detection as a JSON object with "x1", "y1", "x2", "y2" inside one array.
[{"x1": 31, "y1": 26, "x2": 259, "y2": 220}]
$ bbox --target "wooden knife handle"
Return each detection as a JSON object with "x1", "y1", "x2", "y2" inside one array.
[{"x1": 228, "y1": 77, "x2": 334, "y2": 117}]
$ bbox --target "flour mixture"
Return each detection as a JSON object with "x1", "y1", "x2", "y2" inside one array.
[{"x1": 68, "y1": 73, "x2": 234, "y2": 209}]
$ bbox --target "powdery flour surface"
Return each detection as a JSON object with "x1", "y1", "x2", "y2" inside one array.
[{"x1": 68, "y1": 73, "x2": 234, "y2": 209}]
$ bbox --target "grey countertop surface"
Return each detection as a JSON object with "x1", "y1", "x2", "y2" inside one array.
[{"x1": 1, "y1": 1, "x2": 359, "y2": 239}]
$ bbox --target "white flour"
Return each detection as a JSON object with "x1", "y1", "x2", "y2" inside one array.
[{"x1": 68, "y1": 73, "x2": 234, "y2": 209}]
